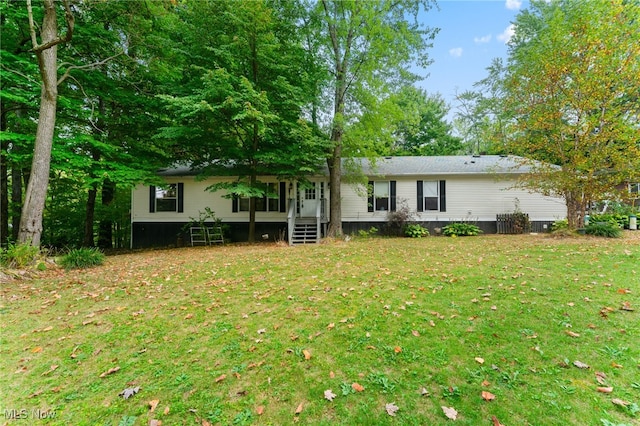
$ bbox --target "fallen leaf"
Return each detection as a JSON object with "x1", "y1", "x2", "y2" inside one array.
[
  {"x1": 352, "y1": 383, "x2": 364, "y2": 392},
  {"x1": 149, "y1": 399, "x2": 160, "y2": 412},
  {"x1": 257, "y1": 328, "x2": 266, "y2": 334},
  {"x1": 420, "y1": 387, "x2": 430, "y2": 396},
  {"x1": 303, "y1": 350, "x2": 312, "y2": 360},
  {"x1": 215, "y1": 374, "x2": 226, "y2": 383},
  {"x1": 616, "y1": 288, "x2": 631, "y2": 294},
  {"x1": 611, "y1": 362, "x2": 623, "y2": 368},
  {"x1": 566, "y1": 331, "x2": 580, "y2": 338},
  {"x1": 412, "y1": 330, "x2": 420, "y2": 337},
  {"x1": 184, "y1": 313, "x2": 193, "y2": 319},
  {"x1": 394, "y1": 346, "x2": 402, "y2": 353},
  {"x1": 149, "y1": 420, "x2": 162, "y2": 426},
  {"x1": 475, "y1": 357, "x2": 484, "y2": 364},
  {"x1": 41, "y1": 365, "x2": 58, "y2": 376},
  {"x1": 611, "y1": 398, "x2": 630, "y2": 407},
  {"x1": 329, "y1": 371, "x2": 335, "y2": 379},
  {"x1": 385, "y1": 402, "x2": 399, "y2": 416},
  {"x1": 256, "y1": 405, "x2": 264, "y2": 415},
  {"x1": 441, "y1": 406, "x2": 458, "y2": 420},
  {"x1": 597, "y1": 386, "x2": 613, "y2": 393},
  {"x1": 481, "y1": 391, "x2": 496, "y2": 401},
  {"x1": 324, "y1": 389, "x2": 337, "y2": 402},
  {"x1": 620, "y1": 301, "x2": 634, "y2": 311},
  {"x1": 163, "y1": 406, "x2": 170, "y2": 415},
  {"x1": 492, "y1": 415, "x2": 504, "y2": 426},
  {"x1": 119, "y1": 386, "x2": 140, "y2": 399},
  {"x1": 327, "y1": 323, "x2": 335, "y2": 330},
  {"x1": 31, "y1": 346, "x2": 43, "y2": 353},
  {"x1": 295, "y1": 402, "x2": 304, "y2": 415},
  {"x1": 573, "y1": 360, "x2": 590, "y2": 369},
  {"x1": 481, "y1": 380, "x2": 491, "y2": 387},
  {"x1": 99, "y1": 366, "x2": 120, "y2": 378}
]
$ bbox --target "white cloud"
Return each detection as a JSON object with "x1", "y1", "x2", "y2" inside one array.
[
  {"x1": 497, "y1": 24, "x2": 515, "y2": 44},
  {"x1": 505, "y1": 0, "x2": 522, "y2": 10},
  {"x1": 474, "y1": 34, "x2": 492, "y2": 44},
  {"x1": 449, "y1": 47, "x2": 463, "y2": 58}
]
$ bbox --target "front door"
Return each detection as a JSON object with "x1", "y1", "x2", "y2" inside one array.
[{"x1": 299, "y1": 182, "x2": 321, "y2": 217}]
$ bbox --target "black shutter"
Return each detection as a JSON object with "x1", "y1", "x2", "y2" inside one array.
[
  {"x1": 439, "y1": 180, "x2": 446, "y2": 212},
  {"x1": 177, "y1": 183, "x2": 184, "y2": 213},
  {"x1": 279, "y1": 182, "x2": 286, "y2": 212},
  {"x1": 232, "y1": 196, "x2": 239, "y2": 213},
  {"x1": 149, "y1": 186, "x2": 156, "y2": 213},
  {"x1": 390, "y1": 181, "x2": 396, "y2": 211},
  {"x1": 416, "y1": 180, "x2": 423, "y2": 212},
  {"x1": 368, "y1": 181, "x2": 374, "y2": 212}
]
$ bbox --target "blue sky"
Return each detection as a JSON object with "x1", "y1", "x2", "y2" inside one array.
[{"x1": 415, "y1": 0, "x2": 527, "y2": 115}]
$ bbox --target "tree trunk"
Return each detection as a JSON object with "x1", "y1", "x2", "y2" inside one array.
[
  {"x1": 565, "y1": 191, "x2": 586, "y2": 229},
  {"x1": 98, "y1": 179, "x2": 115, "y2": 249},
  {"x1": 19, "y1": 0, "x2": 71, "y2": 246},
  {"x1": 326, "y1": 143, "x2": 343, "y2": 237},
  {"x1": 0, "y1": 114, "x2": 8, "y2": 247},
  {"x1": 83, "y1": 186, "x2": 97, "y2": 247}
]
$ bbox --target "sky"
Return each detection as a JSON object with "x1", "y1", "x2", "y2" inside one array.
[{"x1": 415, "y1": 0, "x2": 528, "y2": 117}]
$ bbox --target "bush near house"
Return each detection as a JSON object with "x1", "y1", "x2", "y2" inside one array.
[{"x1": 442, "y1": 222, "x2": 482, "y2": 236}]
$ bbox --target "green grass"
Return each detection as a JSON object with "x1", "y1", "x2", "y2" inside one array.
[{"x1": 1, "y1": 234, "x2": 639, "y2": 425}]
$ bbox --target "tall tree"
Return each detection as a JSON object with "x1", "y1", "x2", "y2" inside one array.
[
  {"x1": 502, "y1": 0, "x2": 640, "y2": 229},
  {"x1": 18, "y1": 0, "x2": 74, "y2": 246},
  {"x1": 158, "y1": 0, "x2": 328, "y2": 242},
  {"x1": 311, "y1": 0, "x2": 437, "y2": 237},
  {"x1": 390, "y1": 88, "x2": 461, "y2": 156}
]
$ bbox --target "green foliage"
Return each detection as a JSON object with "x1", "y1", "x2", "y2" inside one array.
[
  {"x1": 585, "y1": 222, "x2": 622, "y2": 239},
  {"x1": 357, "y1": 227, "x2": 379, "y2": 238},
  {"x1": 404, "y1": 223, "x2": 429, "y2": 238},
  {"x1": 589, "y1": 214, "x2": 628, "y2": 229},
  {"x1": 442, "y1": 222, "x2": 482, "y2": 237},
  {"x1": 58, "y1": 248, "x2": 105, "y2": 270},
  {"x1": 0, "y1": 242, "x2": 43, "y2": 269},
  {"x1": 551, "y1": 219, "x2": 569, "y2": 232}
]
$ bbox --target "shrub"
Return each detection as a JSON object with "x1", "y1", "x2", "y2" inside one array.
[
  {"x1": 357, "y1": 227, "x2": 379, "y2": 238},
  {"x1": 386, "y1": 200, "x2": 412, "y2": 236},
  {"x1": 585, "y1": 222, "x2": 622, "y2": 238},
  {"x1": 442, "y1": 223, "x2": 482, "y2": 237},
  {"x1": 58, "y1": 247, "x2": 105, "y2": 270},
  {"x1": 404, "y1": 223, "x2": 429, "y2": 238},
  {"x1": 551, "y1": 219, "x2": 569, "y2": 232},
  {"x1": 0, "y1": 242, "x2": 43, "y2": 269},
  {"x1": 588, "y1": 213, "x2": 627, "y2": 229}
]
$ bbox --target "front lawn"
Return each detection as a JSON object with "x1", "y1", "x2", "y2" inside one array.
[{"x1": 1, "y1": 234, "x2": 638, "y2": 425}]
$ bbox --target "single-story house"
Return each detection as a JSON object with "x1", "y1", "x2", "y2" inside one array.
[{"x1": 130, "y1": 155, "x2": 567, "y2": 247}]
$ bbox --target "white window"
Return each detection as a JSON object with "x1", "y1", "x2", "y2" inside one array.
[
  {"x1": 423, "y1": 181, "x2": 439, "y2": 211},
  {"x1": 373, "y1": 181, "x2": 390, "y2": 211},
  {"x1": 156, "y1": 184, "x2": 177, "y2": 212}
]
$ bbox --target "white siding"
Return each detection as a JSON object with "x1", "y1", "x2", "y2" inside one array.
[{"x1": 339, "y1": 175, "x2": 566, "y2": 222}]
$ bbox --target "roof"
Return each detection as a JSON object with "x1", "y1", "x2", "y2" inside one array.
[
  {"x1": 356, "y1": 155, "x2": 532, "y2": 176},
  {"x1": 158, "y1": 155, "x2": 537, "y2": 177}
]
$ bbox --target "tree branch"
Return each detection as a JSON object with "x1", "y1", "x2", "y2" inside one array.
[
  {"x1": 29, "y1": 0, "x2": 75, "y2": 53},
  {"x1": 57, "y1": 52, "x2": 124, "y2": 86}
]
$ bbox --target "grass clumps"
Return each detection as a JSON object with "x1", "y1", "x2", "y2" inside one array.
[
  {"x1": 58, "y1": 247, "x2": 105, "y2": 269},
  {"x1": 0, "y1": 241, "x2": 46, "y2": 270}
]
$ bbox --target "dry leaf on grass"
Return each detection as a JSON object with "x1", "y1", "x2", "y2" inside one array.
[
  {"x1": 475, "y1": 357, "x2": 484, "y2": 364},
  {"x1": 303, "y1": 349, "x2": 312, "y2": 360},
  {"x1": 492, "y1": 415, "x2": 504, "y2": 426},
  {"x1": 119, "y1": 386, "x2": 140, "y2": 399},
  {"x1": 352, "y1": 383, "x2": 364, "y2": 392},
  {"x1": 149, "y1": 420, "x2": 162, "y2": 426},
  {"x1": 565, "y1": 330, "x2": 580, "y2": 338},
  {"x1": 149, "y1": 399, "x2": 159, "y2": 412},
  {"x1": 441, "y1": 406, "x2": 458, "y2": 420},
  {"x1": 573, "y1": 360, "x2": 590, "y2": 369},
  {"x1": 611, "y1": 398, "x2": 630, "y2": 407},
  {"x1": 99, "y1": 366, "x2": 120, "y2": 378},
  {"x1": 324, "y1": 389, "x2": 337, "y2": 401},
  {"x1": 295, "y1": 402, "x2": 304, "y2": 415},
  {"x1": 385, "y1": 402, "x2": 399, "y2": 416},
  {"x1": 481, "y1": 391, "x2": 496, "y2": 401},
  {"x1": 214, "y1": 374, "x2": 226, "y2": 383},
  {"x1": 256, "y1": 405, "x2": 265, "y2": 415},
  {"x1": 597, "y1": 386, "x2": 613, "y2": 393}
]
